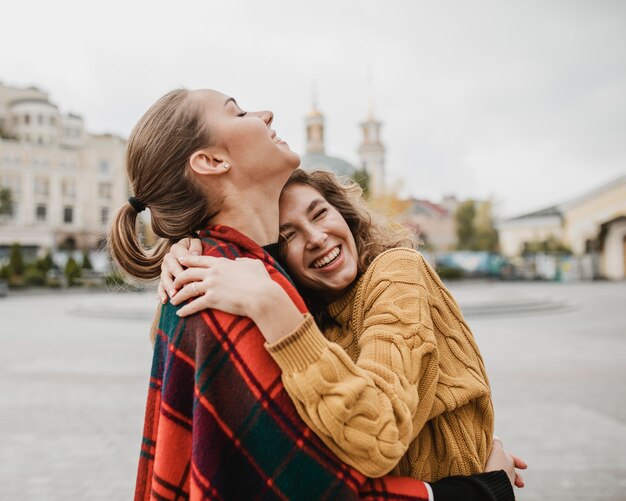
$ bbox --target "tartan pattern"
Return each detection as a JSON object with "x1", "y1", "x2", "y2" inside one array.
[{"x1": 135, "y1": 225, "x2": 430, "y2": 501}]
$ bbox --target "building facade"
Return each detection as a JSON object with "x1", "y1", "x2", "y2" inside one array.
[
  {"x1": 0, "y1": 83, "x2": 127, "y2": 256},
  {"x1": 357, "y1": 110, "x2": 386, "y2": 198},
  {"x1": 402, "y1": 198, "x2": 457, "y2": 251},
  {"x1": 498, "y1": 175, "x2": 626, "y2": 280}
]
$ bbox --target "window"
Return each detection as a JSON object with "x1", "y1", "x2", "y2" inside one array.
[
  {"x1": 24, "y1": 114, "x2": 30, "y2": 125},
  {"x1": 38, "y1": 115, "x2": 44, "y2": 125},
  {"x1": 63, "y1": 206, "x2": 74, "y2": 224},
  {"x1": 98, "y1": 160, "x2": 110, "y2": 174},
  {"x1": 34, "y1": 177, "x2": 49, "y2": 196},
  {"x1": 98, "y1": 182, "x2": 112, "y2": 199},
  {"x1": 100, "y1": 207, "x2": 110, "y2": 225},
  {"x1": 36, "y1": 204, "x2": 47, "y2": 222},
  {"x1": 62, "y1": 179, "x2": 76, "y2": 198},
  {"x1": 50, "y1": 117, "x2": 56, "y2": 126}
]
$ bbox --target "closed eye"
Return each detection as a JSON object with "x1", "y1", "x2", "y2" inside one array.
[
  {"x1": 313, "y1": 208, "x2": 327, "y2": 220},
  {"x1": 238, "y1": 111, "x2": 248, "y2": 117},
  {"x1": 280, "y1": 231, "x2": 296, "y2": 243}
]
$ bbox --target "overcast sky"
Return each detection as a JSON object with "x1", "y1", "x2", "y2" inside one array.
[{"x1": 2, "y1": 0, "x2": 624, "y2": 216}]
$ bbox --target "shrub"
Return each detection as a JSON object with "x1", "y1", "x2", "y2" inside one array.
[
  {"x1": 37, "y1": 252, "x2": 54, "y2": 273},
  {"x1": 436, "y1": 266, "x2": 465, "y2": 280},
  {"x1": 82, "y1": 251, "x2": 93, "y2": 270},
  {"x1": 24, "y1": 266, "x2": 46, "y2": 286},
  {"x1": 9, "y1": 243, "x2": 24, "y2": 276},
  {"x1": 64, "y1": 257, "x2": 82, "y2": 286},
  {"x1": 0, "y1": 265, "x2": 11, "y2": 280}
]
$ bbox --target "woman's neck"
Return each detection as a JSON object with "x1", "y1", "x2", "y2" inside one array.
[{"x1": 210, "y1": 191, "x2": 281, "y2": 246}]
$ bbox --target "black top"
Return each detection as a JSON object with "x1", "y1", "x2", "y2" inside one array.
[{"x1": 262, "y1": 242, "x2": 282, "y2": 262}]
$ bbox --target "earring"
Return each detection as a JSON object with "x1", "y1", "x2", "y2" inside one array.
[{"x1": 222, "y1": 162, "x2": 230, "y2": 170}]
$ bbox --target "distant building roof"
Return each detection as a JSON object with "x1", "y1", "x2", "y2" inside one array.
[
  {"x1": 407, "y1": 199, "x2": 449, "y2": 217},
  {"x1": 506, "y1": 174, "x2": 626, "y2": 222},
  {"x1": 300, "y1": 152, "x2": 356, "y2": 178},
  {"x1": 509, "y1": 205, "x2": 563, "y2": 221}
]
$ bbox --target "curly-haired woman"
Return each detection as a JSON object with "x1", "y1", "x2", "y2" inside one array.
[{"x1": 161, "y1": 168, "x2": 526, "y2": 487}]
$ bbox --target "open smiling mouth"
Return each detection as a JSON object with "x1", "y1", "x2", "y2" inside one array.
[{"x1": 311, "y1": 246, "x2": 342, "y2": 269}]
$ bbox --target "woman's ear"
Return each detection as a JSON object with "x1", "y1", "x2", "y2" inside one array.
[{"x1": 189, "y1": 149, "x2": 230, "y2": 176}]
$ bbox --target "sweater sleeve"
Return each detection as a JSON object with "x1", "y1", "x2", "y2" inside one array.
[{"x1": 266, "y1": 250, "x2": 439, "y2": 477}]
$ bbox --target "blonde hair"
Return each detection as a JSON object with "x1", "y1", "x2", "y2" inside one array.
[{"x1": 108, "y1": 89, "x2": 221, "y2": 280}]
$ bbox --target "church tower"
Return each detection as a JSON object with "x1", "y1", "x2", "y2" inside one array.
[
  {"x1": 358, "y1": 108, "x2": 386, "y2": 197},
  {"x1": 305, "y1": 89, "x2": 325, "y2": 155}
]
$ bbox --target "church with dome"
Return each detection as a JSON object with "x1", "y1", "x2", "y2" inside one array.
[{"x1": 299, "y1": 98, "x2": 387, "y2": 197}]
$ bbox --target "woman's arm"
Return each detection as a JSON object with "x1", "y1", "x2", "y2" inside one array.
[
  {"x1": 265, "y1": 252, "x2": 440, "y2": 477},
  {"x1": 170, "y1": 255, "x2": 305, "y2": 343},
  {"x1": 163, "y1": 250, "x2": 440, "y2": 478}
]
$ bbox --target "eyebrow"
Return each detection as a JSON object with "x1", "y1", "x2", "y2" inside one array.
[
  {"x1": 278, "y1": 198, "x2": 325, "y2": 233},
  {"x1": 223, "y1": 97, "x2": 238, "y2": 107}
]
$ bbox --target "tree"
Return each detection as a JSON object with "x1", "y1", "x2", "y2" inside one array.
[
  {"x1": 0, "y1": 187, "x2": 13, "y2": 216},
  {"x1": 82, "y1": 250, "x2": 93, "y2": 270},
  {"x1": 64, "y1": 257, "x2": 82, "y2": 286},
  {"x1": 37, "y1": 252, "x2": 54, "y2": 273},
  {"x1": 455, "y1": 200, "x2": 499, "y2": 252},
  {"x1": 522, "y1": 235, "x2": 572, "y2": 255},
  {"x1": 455, "y1": 200, "x2": 477, "y2": 250},
  {"x1": 351, "y1": 168, "x2": 370, "y2": 200},
  {"x1": 9, "y1": 243, "x2": 24, "y2": 276},
  {"x1": 473, "y1": 201, "x2": 499, "y2": 252}
]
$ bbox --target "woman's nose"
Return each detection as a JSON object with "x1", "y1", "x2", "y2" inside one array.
[
  {"x1": 261, "y1": 110, "x2": 274, "y2": 126},
  {"x1": 305, "y1": 228, "x2": 327, "y2": 249}
]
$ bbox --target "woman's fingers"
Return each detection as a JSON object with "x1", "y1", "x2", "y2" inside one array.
[
  {"x1": 176, "y1": 297, "x2": 209, "y2": 317},
  {"x1": 178, "y1": 255, "x2": 223, "y2": 268},
  {"x1": 172, "y1": 268, "x2": 214, "y2": 291},
  {"x1": 160, "y1": 253, "x2": 184, "y2": 297},
  {"x1": 157, "y1": 282, "x2": 167, "y2": 304},
  {"x1": 511, "y1": 454, "x2": 526, "y2": 488},
  {"x1": 512, "y1": 454, "x2": 528, "y2": 469},
  {"x1": 170, "y1": 279, "x2": 206, "y2": 305},
  {"x1": 189, "y1": 238, "x2": 203, "y2": 255}
]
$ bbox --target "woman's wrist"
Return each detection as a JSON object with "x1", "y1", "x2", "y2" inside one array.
[{"x1": 248, "y1": 282, "x2": 305, "y2": 344}]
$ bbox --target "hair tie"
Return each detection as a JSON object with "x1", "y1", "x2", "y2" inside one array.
[{"x1": 128, "y1": 196, "x2": 147, "y2": 213}]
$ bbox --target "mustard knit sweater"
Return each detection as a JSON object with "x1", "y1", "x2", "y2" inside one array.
[{"x1": 266, "y1": 248, "x2": 494, "y2": 482}]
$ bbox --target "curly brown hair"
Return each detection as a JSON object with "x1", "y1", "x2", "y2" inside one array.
[{"x1": 280, "y1": 169, "x2": 417, "y2": 325}]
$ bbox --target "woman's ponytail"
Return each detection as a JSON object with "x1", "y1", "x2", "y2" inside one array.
[
  {"x1": 107, "y1": 89, "x2": 219, "y2": 281},
  {"x1": 108, "y1": 203, "x2": 171, "y2": 280}
]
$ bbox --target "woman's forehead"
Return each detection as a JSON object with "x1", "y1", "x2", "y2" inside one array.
[
  {"x1": 279, "y1": 184, "x2": 326, "y2": 221},
  {"x1": 281, "y1": 184, "x2": 324, "y2": 206}
]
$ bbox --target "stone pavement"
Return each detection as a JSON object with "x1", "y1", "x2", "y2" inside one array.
[{"x1": 1, "y1": 281, "x2": 625, "y2": 500}]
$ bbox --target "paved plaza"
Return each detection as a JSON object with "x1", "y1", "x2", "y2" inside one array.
[{"x1": 1, "y1": 281, "x2": 625, "y2": 500}]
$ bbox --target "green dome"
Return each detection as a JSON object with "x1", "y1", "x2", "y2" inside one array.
[{"x1": 300, "y1": 153, "x2": 356, "y2": 178}]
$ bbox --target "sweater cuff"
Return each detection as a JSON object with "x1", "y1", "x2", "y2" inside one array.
[
  {"x1": 478, "y1": 471, "x2": 515, "y2": 501},
  {"x1": 265, "y1": 314, "x2": 329, "y2": 374},
  {"x1": 429, "y1": 471, "x2": 514, "y2": 501}
]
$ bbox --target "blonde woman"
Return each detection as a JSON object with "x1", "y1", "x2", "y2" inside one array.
[{"x1": 110, "y1": 88, "x2": 523, "y2": 500}]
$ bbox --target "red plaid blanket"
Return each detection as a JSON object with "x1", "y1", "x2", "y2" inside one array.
[{"x1": 135, "y1": 224, "x2": 430, "y2": 500}]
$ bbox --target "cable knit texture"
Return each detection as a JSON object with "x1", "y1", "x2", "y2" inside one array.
[{"x1": 267, "y1": 248, "x2": 494, "y2": 482}]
